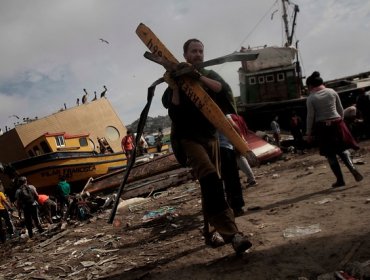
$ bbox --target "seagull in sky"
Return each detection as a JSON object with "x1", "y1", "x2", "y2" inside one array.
[
  {"x1": 271, "y1": 9, "x2": 278, "y2": 20},
  {"x1": 99, "y1": 38, "x2": 109, "y2": 44},
  {"x1": 9, "y1": 115, "x2": 19, "y2": 119}
]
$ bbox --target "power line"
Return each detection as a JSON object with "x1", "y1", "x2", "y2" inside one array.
[{"x1": 238, "y1": 0, "x2": 279, "y2": 49}]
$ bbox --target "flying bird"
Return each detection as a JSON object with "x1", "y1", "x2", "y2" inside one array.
[
  {"x1": 9, "y1": 115, "x2": 20, "y2": 119},
  {"x1": 100, "y1": 85, "x2": 107, "y2": 98},
  {"x1": 99, "y1": 38, "x2": 109, "y2": 44}
]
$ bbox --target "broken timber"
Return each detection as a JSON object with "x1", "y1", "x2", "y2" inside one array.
[{"x1": 84, "y1": 153, "x2": 183, "y2": 195}]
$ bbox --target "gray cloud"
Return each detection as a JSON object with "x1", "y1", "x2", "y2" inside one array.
[{"x1": 1, "y1": 0, "x2": 370, "y2": 131}]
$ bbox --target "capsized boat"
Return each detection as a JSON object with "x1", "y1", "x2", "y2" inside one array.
[
  {"x1": 8, "y1": 132, "x2": 127, "y2": 192},
  {"x1": 7, "y1": 132, "x2": 170, "y2": 193}
]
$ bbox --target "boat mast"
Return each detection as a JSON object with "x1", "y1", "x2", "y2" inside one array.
[
  {"x1": 282, "y1": 0, "x2": 299, "y2": 46},
  {"x1": 281, "y1": 0, "x2": 290, "y2": 46}
]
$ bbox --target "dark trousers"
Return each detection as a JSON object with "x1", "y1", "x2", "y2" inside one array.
[
  {"x1": 220, "y1": 147, "x2": 245, "y2": 210},
  {"x1": 292, "y1": 130, "x2": 304, "y2": 151},
  {"x1": 23, "y1": 204, "x2": 43, "y2": 238},
  {"x1": 179, "y1": 138, "x2": 239, "y2": 241},
  {"x1": 0, "y1": 209, "x2": 14, "y2": 242}
]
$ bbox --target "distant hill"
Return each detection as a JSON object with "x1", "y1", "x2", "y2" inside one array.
[{"x1": 127, "y1": 115, "x2": 171, "y2": 134}]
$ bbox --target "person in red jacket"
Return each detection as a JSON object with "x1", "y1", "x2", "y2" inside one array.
[
  {"x1": 38, "y1": 194, "x2": 57, "y2": 224},
  {"x1": 121, "y1": 129, "x2": 135, "y2": 161}
]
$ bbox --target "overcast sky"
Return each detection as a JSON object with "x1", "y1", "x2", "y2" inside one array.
[{"x1": 1, "y1": 0, "x2": 370, "y2": 131}]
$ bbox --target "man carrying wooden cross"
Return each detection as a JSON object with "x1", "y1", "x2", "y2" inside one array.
[{"x1": 162, "y1": 38, "x2": 252, "y2": 254}]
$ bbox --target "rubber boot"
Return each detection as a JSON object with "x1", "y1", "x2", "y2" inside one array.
[
  {"x1": 327, "y1": 156, "x2": 345, "y2": 187},
  {"x1": 199, "y1": 172, "x2": 229, "y2": 216},
  {"x1": 199, "y1": 173, "x2": 237, "y2": 241},
  {"x1": 220, "y1": 148, "x2": 245, "y2": 216},
  {"x1": 339, "y1": 150, "x2": 364, "y2": 182}
]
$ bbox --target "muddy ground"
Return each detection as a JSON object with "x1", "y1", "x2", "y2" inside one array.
[{"x1": 1, "y1": 140, "x2": 370, "y2": 280}]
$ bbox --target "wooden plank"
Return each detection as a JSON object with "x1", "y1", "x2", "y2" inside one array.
[
  {"x1": 135, "y1": 23, "x2": 258, "y2": 166},
  {"x1": 36, "y1": 229, "x2": 71, "y2": 249}
]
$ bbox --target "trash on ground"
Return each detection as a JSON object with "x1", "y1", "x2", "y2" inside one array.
[
  {"x1": 315, "y1": 198, "x2": 335, "y2": 205},
  {"x1": 117, "y1": 197, "x2": 151, "y2": 213},
  {"x1": 283, "y1": 224, "x2": 321, "y2": 238},
  {"x1": 142, "y1": 206, "x2": 176, "y2": 221}
]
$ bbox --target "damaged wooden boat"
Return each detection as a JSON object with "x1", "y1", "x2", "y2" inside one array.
[
  {"x1": 8, "y1": 132, "x2": 128, "y2": 191},
  {"x1": 246, "y1": 130, "x2": 282, "y2": 164},
  {"x1": 83, "y1": 130, "x2": 281, "y2": 195},
  {"x1": 6, "y1": 132, "x2": 170, "y2": 193},
  {"x1": 83, "y1": 152, "x2": 181, "y2": 194}
]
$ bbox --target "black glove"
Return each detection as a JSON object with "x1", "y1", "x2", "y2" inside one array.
[
  {"x1": 172, "y1": 62, "x2": 201, "y2": 80},
  {"x1": 163, "y1": 71, "x2": 178, "y2": 90}
]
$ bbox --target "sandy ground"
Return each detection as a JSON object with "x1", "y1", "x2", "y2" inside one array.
[{"x1": 1, "y1": 140, "x2": 370, "y2": 280}]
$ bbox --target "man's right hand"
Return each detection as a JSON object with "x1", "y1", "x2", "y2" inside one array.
[{"x1": 174, "y1": 62, "x2": 201, "y2": 80}]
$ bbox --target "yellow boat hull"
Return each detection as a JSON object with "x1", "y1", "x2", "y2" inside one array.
[{"x1": 12, "y1": 151, "x2": 127, "y2": 191}]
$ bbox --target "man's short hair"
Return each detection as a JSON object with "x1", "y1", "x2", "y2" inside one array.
[
  {"x1": 183, "y1": 39, "x2": 203, "y2": 53},
  {"x1": 18, "y1": 176, "x2": 27, "y2": 183}
]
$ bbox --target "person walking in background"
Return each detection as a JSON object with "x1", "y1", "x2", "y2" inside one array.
[
  {"x1": 0, "y1": 183, "x2": 15, "y2": 242},
  {"x1": 217, "y1": 103, "x2": 247, "y2": 217},
  {"x1": 155, "y1": 129, "x2": 164, "y2": 152},
  {"x1": 121, "y1": 129, "x2": 135, "y2": 161},
  {"x1": 306, "y1": 71, "x2": 363, "y2": 187},
  {"x1": 356, "y1": 88, "x2": 370, "y2": 139},
  {"x1": 138, "y1": 135, "x2": 148, "y2": 156},
  {"x1": 230, "y1": 114, "x2": 257, "y2": 186},
  {"x1": 343, "y1": 103, "x2": 360, "y2": 140},
  {"x1": 56, "y1": 176, "x2": 70, "y2": 218},
  {"x1": 162, "y1": 38, "x2": 252, "y2": 254},
  {"x1": 290, "y1": 111, "x2": 305, "y2": 154},
  {"x1": 15, "y1": 176, "x2": 43, "y2": 238},
  {"x1": 271, "y1": 115, "x2": 281, "y2": 147},
  {"x1": 218, "y1": 128, "x2": 245, "y2": 217}
]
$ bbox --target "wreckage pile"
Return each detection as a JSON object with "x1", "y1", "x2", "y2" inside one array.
[{"x1": 1, "y1": 140, "x2": 370, "y2": 279}]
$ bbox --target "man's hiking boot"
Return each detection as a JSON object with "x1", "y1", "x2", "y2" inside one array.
[
  {"x1": 247, "y1": 180, "x2": 258, "y2": 187},
  {"x1": 332, "y1": 180, "x2": 345, "y2": 188},
  {"x1": 233, "y1": 208, "x2": 245, "y2": 217},
  {"x1": 209, "y1": 232, "x2": 225, "y2": 248},
  {"x1": 232, "y1": 233, "x2": 252, "y2": 255},
  {"x1": 351, "y1": 169, "x2": 363, "y2": 182}
]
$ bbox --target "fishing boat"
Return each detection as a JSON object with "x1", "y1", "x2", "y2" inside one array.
[
  {"x1": 83, "y1": 152, "x2": 181, "y2": 194},
  {"x1": 7, "y1": 132, "x2": 127, "y2": 191},
  {"x1": 246, "y1": 130, "x2": 282, "y2": 164},
  {"x1": 0, "y1": 98, "x2": 170, "y2": 193},
  {"x1": 83, "y1": 129, "x2": 281, "y2": 195},
  {"x1": 237, "y1": 0, "x2": 370, "y2": 132},
  {"x1": 5, "y1": 131, "x2": 171, "y2": 192}
]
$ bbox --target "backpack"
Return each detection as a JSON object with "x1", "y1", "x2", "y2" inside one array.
[{"x1": 19, "y1": 185, "x2": 36, "y2": 206}]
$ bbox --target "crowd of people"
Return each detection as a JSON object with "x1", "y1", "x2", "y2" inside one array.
[
  {"x1": 0, "y1": 37, "x2": 368, "y2": 257},
  {"x1": 159, "y1": 37, "x2": 367, "y2": 254},
  {"x1": 0, "y1": 173, "x2": 107, "y2": 243},
  {"x1": 121, "y1": 128, "x2": 164, "y2": 159}
]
